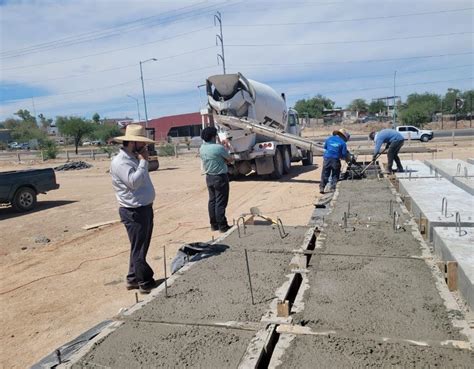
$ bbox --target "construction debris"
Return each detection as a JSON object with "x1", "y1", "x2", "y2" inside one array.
[{"x1": 54, "y1": 161, "x2": 92, "y2": 171}]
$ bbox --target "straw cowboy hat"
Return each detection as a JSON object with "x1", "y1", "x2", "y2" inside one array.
[
  {"x1": 114, "y1": 124, "x2": 155, "y2": 143},
  {"x1": 332, "y1": 128, "x2": 350, "y2": 141}
]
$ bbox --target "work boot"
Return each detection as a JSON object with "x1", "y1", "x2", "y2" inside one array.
[
  {"x1": 219, "y1": 224, "x2": 231, "y2": 233},
  {"x1": 139, "y1": 280, "x2": 159, "y2": 294},
  {"x1": 210, "y1": 224, "x2": 219, "y2": 231},
  {"x1": 126, "y1": 281, "x2": 139, "y2": 290}
]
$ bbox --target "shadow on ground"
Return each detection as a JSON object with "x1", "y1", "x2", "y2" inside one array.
[
  {"x1": 230, "y1": 164, "x2": 319, "y2": 184},
  {"x1": 0, "y1": 200, "x2": 77, "y2": 220}
]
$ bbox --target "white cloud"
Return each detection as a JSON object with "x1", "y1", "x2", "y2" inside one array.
[{"x1": 0, "y1": 0, "x2": 472, "y2": 120}]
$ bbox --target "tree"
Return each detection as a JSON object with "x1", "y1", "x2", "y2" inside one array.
[
  {"x1": 348, "y1": 98, "x2": 368, "y2": 116},
  {"x1": 294, "y1": 95, "x2": 334, "y2": 118},
  {"x1": 90, "y1": 124, "x2": 122, "y2": 143},
  {"x1": 38, "y1": 113, "x2": 53, "y2": 132},
  {"x1": 92, "y1": 113, "x2": 101, "y2": 124},
  {"x1": 56, "y1": 116, "x2": 95, "y2": 154},
  {"x1": 4, "y1": 109, "x2": 45, "y2": 141},
  {"x1": 368, "y1": 100, "x2": 386, "y2": 115},
  {"x1": 14, "y1": 109, "x2": 36, "y2": 124},
  {"x1": 442, "y1": 88, "x2": 461, "y2": 114},
  {"x1": 399, "y1": 92, "x2": 441, "y2": 127}
]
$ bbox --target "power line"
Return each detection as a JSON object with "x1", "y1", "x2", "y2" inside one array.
[
  {"x1": 226, "y1": 31, "x2": 473, "y2": 47},
  {"x1": 1, "y1": 27, "x2": 215, "y2": 72},
  {"x1": 226, "y1": 7, "x2": 473, "y2": 27},
  {"x1": 229, "y1": 51, "x2": 473, "y2": 68},
  {"x1": 0, "y1": 1, "x2": 240, "y2": 59},
  {"x1": 7, "y1": 46, "x2": 216, "y2": 85}
]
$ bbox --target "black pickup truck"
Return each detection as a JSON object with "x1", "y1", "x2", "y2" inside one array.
[{"x1": 0, "y1": 168, "x2": 60, "y2": 211}]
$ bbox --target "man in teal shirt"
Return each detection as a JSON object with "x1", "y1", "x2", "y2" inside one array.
[{"x1": 200, "y1": 127, "x2": 234, "y2": 232}]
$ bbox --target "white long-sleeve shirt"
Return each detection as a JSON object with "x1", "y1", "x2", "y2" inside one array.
[{"x1": 110, "y1": 148, "x2": 155, "y2": 208}]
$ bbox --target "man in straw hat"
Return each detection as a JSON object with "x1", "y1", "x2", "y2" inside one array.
[
  {"x1": 110, "y1": 124, "x2": 158, "y2": 294},
  {"x1": 319, "y1": 128, "x2": 351, "y2": 194}
]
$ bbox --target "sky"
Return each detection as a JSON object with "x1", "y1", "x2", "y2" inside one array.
[{"x1": 0, "y1": 0, "x2": 472, "y2": 122}]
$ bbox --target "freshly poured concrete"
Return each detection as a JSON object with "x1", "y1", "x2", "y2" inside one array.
[
  {"x1": 273, "y1": 179, "x2": 472, "y2": 368},
  {"x1": 72, "y1": 225, "x2": 307, "y2": 368},
  {"x1": 398, "y1": 178, "x2": 474, "y2": 240},
  {"x1": 433, "y1": 227, "x2": 474, "y2": 309},
  {"x1": 425, "y1": 159, "x2": 474, "y2": 194}
]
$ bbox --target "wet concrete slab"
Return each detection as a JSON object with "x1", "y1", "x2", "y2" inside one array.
[
  {"x1": 271, "y1": 335, "x2": 474, "y2": 369},
  {"x1": 398, "y1": 178, "x2": 474, "y2": 240},
  {"x1": 71, "y1": 225, "x2": 308, "y2": 368},
  {"x1": 72, "y1": 321, "x2": 255, "y2": 369},
  {"x1": 424, "y1": 159, "x2": 474, "y2": 195},
  {"x1": 433, "y1": 227, "x2": 474, "y2": 309},
  {"x1": 272, "y1": 178, "x2": 473, "y2": 368}
]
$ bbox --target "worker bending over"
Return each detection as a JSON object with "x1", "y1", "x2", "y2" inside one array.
[
  {"x1": 200, "y1": 127, "x2": 234, "y2": 233},
  {"x1": 320, "y1": 128, "x2": 351, "y2": 194},
  {"x1": 369, "y1": 129, "x2": 405, "y2": 174}
]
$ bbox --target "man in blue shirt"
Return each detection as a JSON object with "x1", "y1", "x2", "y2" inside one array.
[
  {"x1": 200, "y1": 127, "x2": 234, "y2": 232},
  {"x1": 320, "y1": 128, "x2": 351, "y2": 194},
  {"x1": 369, "y1": 129, "x2": 404, "y2": 173}
]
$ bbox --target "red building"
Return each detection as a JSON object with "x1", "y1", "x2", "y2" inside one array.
[{"x1": 145, "y1": 112, "x2": 205, "y2": 141}]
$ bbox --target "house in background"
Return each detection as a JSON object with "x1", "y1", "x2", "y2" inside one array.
[{"x1": 146, "y1": 112, "x2": 203, "y2": 141}]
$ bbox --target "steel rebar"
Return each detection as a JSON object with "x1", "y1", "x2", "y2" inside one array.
[{"x1": 244, "y1": 249, "x2": 255, "y2": 305}]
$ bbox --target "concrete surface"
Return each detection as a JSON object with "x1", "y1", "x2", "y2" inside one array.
[
  {"x1": 395, "y1": 160, "x2": 436, "y2": 179},
  {"x1": 425, "y1": 159, "x2": 474, "y2": 194},
  {"x1": 433, "y1": 227, "x2": 474, "y2": 310},
  {"x1": 272, "y1": 179, "x2": 473, "y2": 368},
  {"x1": 70, "y1": 225, "x2": 308, "y2": 368},
  {"x1": 398, "y1": 178, "x2": 474, "y2": 240},
  {"x1": 468, "y1": 158, "x2": 474, "y2": 165}
]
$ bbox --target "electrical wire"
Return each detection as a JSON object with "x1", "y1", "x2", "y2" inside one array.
[
  {"x1": 226, "y1": 7, "x2": 473, "y2": 27},
  {"x1": 226, "y1": 31, "x2": 473, "y2": 47}
]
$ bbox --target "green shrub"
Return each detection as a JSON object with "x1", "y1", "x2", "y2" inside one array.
[
  {"x1": 158, "y1": 143, "x2": 176, "y2": 156},
  {"x1": 39, "y1": 139, "x2": 59, "y2": 159},
  {"x1": 101, "y1": 146, "x2": 119, "y2": 158}
]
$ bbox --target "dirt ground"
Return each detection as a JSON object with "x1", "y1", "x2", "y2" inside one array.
[{"x1": 0, "y1": 137, "x2": 472, "y2": 368}]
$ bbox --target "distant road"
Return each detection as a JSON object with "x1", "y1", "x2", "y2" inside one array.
[{"x1": 348, "y1": 128, "x2": 474, "y2": 142}]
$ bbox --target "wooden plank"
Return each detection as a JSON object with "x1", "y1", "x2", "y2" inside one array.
[
  {"x1": 276, "y1": 300, "x2": 290, "y2": 317},
  {"x1": 447, "y1": 261, "x2": 458, "y2": 291},
  {"x1": 82, "y1": 219, "x2": 120, "y2": 230}
]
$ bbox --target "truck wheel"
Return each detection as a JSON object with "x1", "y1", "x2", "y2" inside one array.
[
  {"x1": 420, "y1": 135, "x2": 429, "y2": 142},
  {"x1": 302, "y1": 150, "x2": 313, "y2": 166},
  {"x1": 270, "y1": 149, "x2": 284, "y2": 179},
  {"x1": 12, "y1": 187, "x2": 37, "y2": 212},
  {"x1": 282, "y1": 147, "x2": 291, "y2": 174}
]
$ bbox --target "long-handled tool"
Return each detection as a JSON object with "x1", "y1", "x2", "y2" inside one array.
[{"x1": 360, "y1": 148, "x2": 387, "y2": 175}]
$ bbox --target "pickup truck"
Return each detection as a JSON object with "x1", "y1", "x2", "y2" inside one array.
[
  {"x1": 396, "y1": 125, "x2": 434, "y2": 142},
  {"x1": 0, "y1": 168, "x2": 60, "y2": 211}
]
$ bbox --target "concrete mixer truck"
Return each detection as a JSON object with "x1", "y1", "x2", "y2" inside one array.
[{"x1": 206, "y1": 73, "x2": 323, "y2": 179}]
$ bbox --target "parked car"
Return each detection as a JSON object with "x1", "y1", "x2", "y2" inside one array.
[
  {"x1": 82, "y1": 141, "x2": 92, "y2": 146},
  {"x1": 8, "y1": 142, "x2": 20, "y2": 149},
  {"x1": 396, "y1": 125, "x2": 434, "y2": 142},
  {"x1": 19, "y1": 143, "x2": 30, "y2": 150},
  {"x1": 91, "y1": 140, "x2": 102, "y2": 146},
  {"x1": 0, "y1": 168, "x2": 60, "y2": 211}
]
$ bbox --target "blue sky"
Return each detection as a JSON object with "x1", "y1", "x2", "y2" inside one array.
[{"x1": 0, "y1": 0, "x2": 472, "y2": 121}]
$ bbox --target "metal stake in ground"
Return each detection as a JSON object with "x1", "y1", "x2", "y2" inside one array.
[
  {"x1": 244, "y1": 249, "x2": 255, "y2": 305},
  {"x1": 163, "y1": 245, "x2": 168, "y2": 298}
]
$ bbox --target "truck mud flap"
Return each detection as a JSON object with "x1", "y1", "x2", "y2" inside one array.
[{"x1": 255, "y1": 156, "x2": 274, "y2": 175}]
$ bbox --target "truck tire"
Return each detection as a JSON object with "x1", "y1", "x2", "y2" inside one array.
[
  {"x1": 282, "y1": 147, "x2": 291, "y2": 174},
  {"x1": 12, "y1": 187, "x2": 37, "y2": 212},
  {"x1": 420, "y1": 135, "x2": 430, "y2": 142},
  {"x1": 302, "y1": 150, "x2": 313, "y2": 166},
  {"x1": 270, "y1": 149, "x2": 284, "y2": 179}
]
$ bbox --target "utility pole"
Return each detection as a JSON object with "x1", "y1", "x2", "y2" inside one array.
[
  {"x1": 139, "y1": 58, "x2": 157, "y2": 128},
  {"x1": 127, "y1": 94, "x2": 141, "y2": 123},
  {"x1": 392, "y1": 71, "x2": 397, "y2": 128},
  {"x1": 441, "y1": 99, "x2": 443, "y2": 130},
  {"x1": 214, "y1": 11, "x2": 226, "y2": 74},
  {"x1": 470, "y1": 94, "x2": 472, "y2": 128}
]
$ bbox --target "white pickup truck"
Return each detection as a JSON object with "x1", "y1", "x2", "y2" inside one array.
[{"x1": 396, "y1": 125, "x2": 434, "y2": 142}]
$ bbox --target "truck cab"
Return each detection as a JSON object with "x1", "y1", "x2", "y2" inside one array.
[{"x1": 396, "y1": 125, "x2": 433, "y2": 142}]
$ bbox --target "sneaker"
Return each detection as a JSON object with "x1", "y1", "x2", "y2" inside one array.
[
  {"x1": 319, "y1": 189, "x2": 325, "y2": 194},
  {"x1": 138, "y1": 280, "x2": 159, "y2": 294},
  {"x1": 210, "y1": 224, "x2": 219, "y2": 231},
  {"x1": 219, "y1": 224, "x2": 231, "y2": 233}
]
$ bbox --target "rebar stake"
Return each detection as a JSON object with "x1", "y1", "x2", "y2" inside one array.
[
  {"x1": 237, "y1": 216, "x2": 246, "y2": 238},
  {"x1": 455, "y1": 212, "x2": 467, "y2": 236},
  {"x1": 343, "y1": 212, "x2": 347, "y2": 228},
  {"x1": 276, "y1": 218, "x2": 288, "y2": 238},
  {"x1": 441, "y1": 197, "x2": 448, "y2": 217},
  {"x1": 456, "y1": 163, "x2": 462, "y2": 175},
  {"x1": 389, "y1": 200, "x2": 393, "y2": 216},
  {"x1": 163, "y1": 246, "x2": 168, "y2": 298},
  {"x1": 135, "y1": 292, "x2": 139, "y2": 303},
  {"x1": 464, "y1": 166, "x2": 468, "y2": 178},
  {"x1": 55, "y1": 349, "x2": 61, "y2": 365},
  {"x1": 244, "y1": 249, "x2": 255, "y2": 305},
  {"x1": 393, "y1": 211, "x2": 400, "y2": 231}
]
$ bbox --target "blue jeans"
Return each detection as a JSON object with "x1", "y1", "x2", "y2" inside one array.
[{"x1": 320, "y1": 158, "x2": 341, "y2": 191}]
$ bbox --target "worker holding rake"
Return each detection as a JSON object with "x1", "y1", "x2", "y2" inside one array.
[{"x1": 320, "y1": 128, "x2": 351, "y2": 194}]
